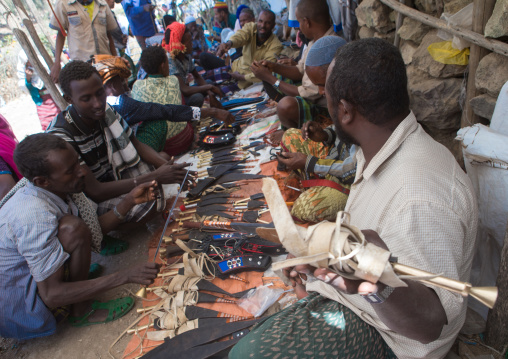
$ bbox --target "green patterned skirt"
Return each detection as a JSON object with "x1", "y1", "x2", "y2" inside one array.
[{"x1": 229, "y1": 292, "x2": 396, "y2": 359}]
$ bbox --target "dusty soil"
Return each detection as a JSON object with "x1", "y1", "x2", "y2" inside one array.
[{"x1": 0, "y1": 225, "x2": 156, "y2": 359}]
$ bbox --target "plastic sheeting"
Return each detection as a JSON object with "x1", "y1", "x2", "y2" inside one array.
[{"x1": 456, "y1": 81, "x2": 508, "y2": 318}]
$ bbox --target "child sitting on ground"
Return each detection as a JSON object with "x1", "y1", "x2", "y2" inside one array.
[{"x1": 132, "y1": 46, "x2": 194, "y2": 156}]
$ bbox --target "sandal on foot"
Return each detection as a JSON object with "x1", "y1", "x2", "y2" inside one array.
[
  {"x1": 88, "y1": 263, "x2": 103, "y2": 279},
  {"x1": 68, "y1": 297, "x2": 134, "y2": 327},
  {"x1": 100, "y1": 235, "x2": 128, "y2": 256}
]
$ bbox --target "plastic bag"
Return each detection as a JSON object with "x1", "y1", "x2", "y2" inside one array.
[
  {"x1": 437, "y1": 3, "x2": 473, "y2": 50},
  {"x1": 427, "y1": 41, "x2": 470, "y2": 65},
  {"x1": 238, "y1": 284, "x2": 284, "y2": 317}
]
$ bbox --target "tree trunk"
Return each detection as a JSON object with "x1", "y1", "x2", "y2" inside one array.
[{"x1": 486, "y1": 220, "x2": 508, "y2": 352}]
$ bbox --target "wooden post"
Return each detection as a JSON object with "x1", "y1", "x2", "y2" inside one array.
[
  {"x1": 13, "y1": 29, "x2": 67, "y2": 111},
  {"x1": 393, "y1": 0, "x2": 406, "y2": 48},
  {"x1": 24, "y1": 0, "x2": 56, "y2": 53},
  {"x1": 486, "y1": 221, "x2": 508, "y2": 351},
  {"x1": 23, "y1": 19, "x2": 54, "y2": 69},
  {"x1": 379, "y1": 0, "x2": 508, "y2": 57},
  {"x1": 461, "y1": 0, "x2": 496, "y2": 128}
]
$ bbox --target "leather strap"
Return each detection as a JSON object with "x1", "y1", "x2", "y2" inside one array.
[{"x1": 301, "y1": 179, "x2": 350, "y2": 195}]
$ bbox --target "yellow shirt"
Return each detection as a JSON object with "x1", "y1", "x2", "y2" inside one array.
[
  {"x1": 229, "y1": 22, "x2": 283, "y2": 89},
  {"x1": 82, "y1": 1, "x2": 94, "y2": 21}
]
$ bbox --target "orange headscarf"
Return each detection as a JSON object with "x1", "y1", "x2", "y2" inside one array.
[
  {"x1": 91, "y1": 55, "x2": 131, "y2": 85},
  {"x1": 162, "y1": 22, "x2": 187, "y2": 57}
]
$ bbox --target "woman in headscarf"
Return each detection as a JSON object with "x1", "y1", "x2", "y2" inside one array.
[
  {"x1": 162, "y1": 21, "x2": 223, "y2": 108},
  {"x1": 0, "y1": 115, "x2": 22, "y2": 198}
]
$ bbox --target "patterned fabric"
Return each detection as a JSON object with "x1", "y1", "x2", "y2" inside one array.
[
  {"x1": 162, "y1": 22, "x2": 186, "y2": 57},
  {"x1": 135, "y1": 120, "x2": 168, "y2": 152},
  {"x1": 131, "y1": 75, "x2": 188, "y2": 153},
  {"x1": 282, "y1": 128, "x2": 352, "y2": 223},
  {"x1": 46, "y1": 105, "x2": 161, "y2": 221},
  {"x1": 132, "y1": 75, "x2": 182, "y2": 105},
  {"x1": 0, "y1": 178, "x2": 103, "y2": 253},
  {"x1": 0, "y1": 181, "x2": 76, "y2": 339},
  {"x1": 295, "y1": 96, "x2": 331, "y2": 129},
  {"x1": 168, "y1": 54, "x2": 196, "y2": 83},
  {"x1": 92, "y1": 55, "x2": 131, "y2": 85},
  {"x1": 230, "y1": 292, "x2": 396, "y2": 358},
  {"x1": 203, "y1": 66, "x2": 232, "y2": 83},
  {"x1": 308, "y1": 112, "x2": 478, "y2": 358},
  {"x1": 191, "y1": 28, "x2": 208, "y2": 58},
  {"x1": 36, "y1": 94, "x2": 61, "y2": 131}
]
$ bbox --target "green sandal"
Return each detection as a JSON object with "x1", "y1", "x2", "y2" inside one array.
[
  {"x1": 100, "y1": 235, "x2": 129, "y2": 256},
  {"x1": 68, "y1": 297, "x2": 134, "y2": 327}
]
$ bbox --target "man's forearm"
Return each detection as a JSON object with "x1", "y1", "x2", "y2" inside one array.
[
  {"x1": 273, "y1": 63, "x2": 303, "y2": 82},
  {"x1": 107, "y1": 33, "x2": 117, "y2": 56},
  {"x1": 131, "y1": 136, "x2": 167, "y2": 168},
  {"x1": 39, "y1": 267, "x2": 128, "y2": 308},
  {"x1": 372, "y1": 281, "x2": 447, "y2": 344},
  {"x1": 181, "y1": 83, "x2": 211, "y2": 96},
  {"x1": 54, "y1": 31, "x2": 65, "y2": 64},
  {"x1": 98, "y1": 193, "x2": 136, "y2": 234}
]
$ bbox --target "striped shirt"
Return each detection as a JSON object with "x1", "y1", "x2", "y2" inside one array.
[
  {"x1": 0, "y1": 182, "x2": 77, "y2": 339},
  {"x1": 308, "y1": 112, "x2": 478, "y2": 358},
  {"x1": 47, "y1": 105, "x2": 126, "y2": 182}
]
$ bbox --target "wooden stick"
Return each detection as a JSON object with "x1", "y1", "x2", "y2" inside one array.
[
  {"x1": 24, "y1": 0, "x2": 56, "y2": 53},
  {"x1": 393, "y1": 0, "x2": 406, "y2": 47},
  {"x1": 22, "y1": 19, "x2": 54, "y2": 68},
  {"x1": 461, "y1": 0, "x2": 496, "y2": 128},
  {"x1": 380, "y1": 0, "x2": 508, "y2": 57},
  {"x1": 12, "y1": 29, "x2": 67, "y2": 111}
]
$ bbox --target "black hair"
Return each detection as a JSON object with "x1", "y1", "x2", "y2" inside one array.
[
  {"x1": 163, "y1": 15, "x2": 176, "y2": 28},
  {"x1": 296, "y1": 0, "x2": 330, "y2": 24},
  {"x1": 216, "y1": 7, "x2": 228, "y2": 14},
  {"x1": 327, "y1": 38, "x2": 410, "y2": 126},
  {"x1": 259, "y1": 9, "x2": 276, "y2": 23},
  {"x1": 14, "y1": 133, "x2": 69, "y2": 181},
  {"x1": 59, "y1": 60, "x2": 100, "y2": 97},
  {"x1": 140, "y1": 46, "x2": 167, "y2": 75},
  {"x1": 240, "y1": 8, "x2": 255, "y2": 19}
]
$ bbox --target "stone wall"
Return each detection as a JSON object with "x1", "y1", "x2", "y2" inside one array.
[{"x1": 355, "y1": 0, "x2": 508, "y2": 163}]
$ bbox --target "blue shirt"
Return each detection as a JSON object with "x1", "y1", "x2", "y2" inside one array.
[
  {"x1": 121, "y1": 0, "x2": 157, "y2": 37},
  {"x1": 0, "y1": 182, "x2": 76, "y2": 340}
]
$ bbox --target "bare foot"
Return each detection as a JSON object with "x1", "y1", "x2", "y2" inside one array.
[
  {"x1": 294, "y1": 282, "x2": 309, "y2": 299},
  {"x1": 267, "y1": 129, "x2": 284, "y2": 147}
]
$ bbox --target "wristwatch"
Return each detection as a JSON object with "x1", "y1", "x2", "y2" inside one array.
[
  {"x1": 362, "y1": 285, "x2": 395, "y2": 304},
  {"x1": 273, "y1": 79, "x2": 281, "y2": 89}
]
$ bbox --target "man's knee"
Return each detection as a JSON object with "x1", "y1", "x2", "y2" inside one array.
[
  {"x1": 186, "y1": 93, "x2": 205, "y2": 107},
  {"x1": 57, "y1": 215, "x2": 92, "y2": 252},
  {"x1": 277, "y1": 97, "x2": 299, "y2": 128}
]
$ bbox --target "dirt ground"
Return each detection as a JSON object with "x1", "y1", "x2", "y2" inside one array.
[
  {"x1": 0, "y1": 225, "x2": 158, "y2": 359},
  {"x1": 0, "y1": 98, "x2": 161, "y2": 359}
]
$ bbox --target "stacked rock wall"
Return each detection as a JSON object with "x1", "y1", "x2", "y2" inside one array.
[{"x1": 355, "y1": 0, "x2": 508, "y2": 163}]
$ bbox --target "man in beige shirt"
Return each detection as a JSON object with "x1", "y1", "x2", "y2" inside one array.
[
  {"x1": 216, "y1": 10, "x2": 283, "y2": 89},
  {"x1": 49, "y1": 0, "x2": 119, "y2": 82},
  {"x1": 250, "y1": 0, "x2": 336, "y2": 145},
  {"x1": 230, "y1": 38, "x2": 478, "y2": 359}
]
